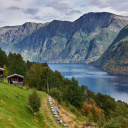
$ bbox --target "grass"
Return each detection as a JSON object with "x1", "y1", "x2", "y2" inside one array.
[
  {"x1": 0, "y1": 79, "x2": 46, "y2": 128},
  {"x1": 0, "y1": 79, "x2": 87, "y2": 128}
]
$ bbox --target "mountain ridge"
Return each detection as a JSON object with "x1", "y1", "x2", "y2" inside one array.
[
  {"x1": 0, "y1": 12, "x2": 128, "y2": 63},
  {"x1": 94, "y1": 24, "x2": 128, "y2": 75}
]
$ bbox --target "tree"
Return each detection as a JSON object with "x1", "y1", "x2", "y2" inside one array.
[
  {"x1": 87, "y1": 112, "x2": 93, "y2": 122},
  {"x1": 91, "y1": 106, "x2": 98, "y2": 122},
  {"x1": 41, "y1": 67, "x2": 54, "y2": 92},
  {"x1": 0, "y1": 48, "x2": 7, "y2": 67},
  {"x1": 9, "y1": 54, "x2": 27, "y2": 76},
  {"x1": 28, "y1": 90, "x2": 41, "y2": 115},
  {"x1": 65, "y1": 84, "x2": 84, "y2": 108},
  {"x1": 3, "y1": 65, "x2": 8, "y2": 78},
  {"x1": 84, "y1": 102, "x2": 92, "y2": 116},
  {"x1": 49, "y1": 88, "x2": 62, "y2": 103},
  {"x1": 28, "y1": 62, "x2": 42, "y2": 90}
]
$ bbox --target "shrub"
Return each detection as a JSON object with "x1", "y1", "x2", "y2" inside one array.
[
  {"x1": 28, "y1": 90, "x2": 41, "y2": 114},
  {"x1": 49, "y1": 88, "x2": 62, "y2": 103}
]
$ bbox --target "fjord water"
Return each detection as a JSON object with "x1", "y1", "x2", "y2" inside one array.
[{"x1": 49, "y1": 63, "x2": 128, "y2": 103}]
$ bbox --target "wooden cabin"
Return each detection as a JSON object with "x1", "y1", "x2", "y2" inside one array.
[
  {"x1": 0, "y1": 68, "x2": 5, "y2": 83},
  {"x1": 7, "y1": 74, "x2": 24, "y2": 88}
]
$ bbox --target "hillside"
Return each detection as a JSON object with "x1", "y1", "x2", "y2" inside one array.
[
  {"x1": 0, "y1": 12, "x2": 128, "y2": 63},
  {"x1": 94, "y1": 25, "x2": 128, "y2": 75},
  {"x1": 0, "y1": 80, "x2": 85, "y2": 128}
]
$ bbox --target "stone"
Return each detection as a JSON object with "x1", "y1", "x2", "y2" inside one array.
[
  {"x1": 64, "y1": 124, "x2": 67, "y2": 127},
  {"x1": 55, "y1": 115, "x2": 58, "y2": 118},
  {"x1": 60, "y1": 120, "x2": 63, "y2": 124},
  {"x1": 57, "y1": 117, "x2": 60, "y2": 121},
  {"x1": 52, "y1": 109, "x2": 54, "y2": 112},
  {"x1": 53, "y1": 112, "x2": 58, "y2": 115}
]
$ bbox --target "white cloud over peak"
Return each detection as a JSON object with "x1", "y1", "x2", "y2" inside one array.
[{"x1": 0, "y1": 0, "x2": 128, "y2": 27}]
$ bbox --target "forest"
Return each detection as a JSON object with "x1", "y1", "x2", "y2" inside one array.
[{"x1": 0, "y1": 47, "x2": 128, "y2": 127}]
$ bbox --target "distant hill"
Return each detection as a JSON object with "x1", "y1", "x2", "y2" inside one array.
[
  {"x1": 0, "y1": 12, "x2": 128, "y2": 63},
  {"x1": 94, "y1": 25, "x2": 128, "y2": 75}
]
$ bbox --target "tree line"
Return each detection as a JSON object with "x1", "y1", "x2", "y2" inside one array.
[{"x1": 0, "y1": 47, "x2": 128, "y2": 127}]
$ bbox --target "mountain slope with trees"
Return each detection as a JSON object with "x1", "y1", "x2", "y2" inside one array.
[
  {"x1": 0, "y1": 48, "x2": 128, "y2": 127},
  {"x1": 0, "y1": 12, "x2": 128, "y2": 63},
  {"x1": 94, "y1": 25, "x2": 128, "y2": 75}
]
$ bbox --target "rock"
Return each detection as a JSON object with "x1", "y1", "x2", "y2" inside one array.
[
  {"x1": 53, "y1": 112, "x2": 58, "y2": 115},
  {"x1": 60, "y1": 120, "x2": 63, "y2": 124},
  {"x1": 52, "y1": 109, "x2": 54, "y2": 112},
  {"x1": 55, "y1": 115, "x2": 58, "y2": 118},
  {"x1": 64, "y1": 124, "x2": 67, "y2": 127},
  {"x1": 57, "y1": 117, "x2": 60, "y2": 121}
]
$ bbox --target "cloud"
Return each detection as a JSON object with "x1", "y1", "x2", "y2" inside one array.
[
  {"x1": 13, "y1": 0, "x2": 22, "y2": 2},
  {"x1": 66, "y1": 10, "x2": 81, "y2": 15},
  {"x1": 23, "y1": 8, "x2": 39, "y2": 15},
  {"x1": 32, "y1": 16, "x2": 43, "y2": 21},
  {"x1": 46, "y1": 0, "x2": 81, "y2": 15},
  {"x1": 81, "y1": 0, "x2": 128, "y2": 13},
  {"x1": 8, "y1": 6, "x2": 20, "y2": 10}
]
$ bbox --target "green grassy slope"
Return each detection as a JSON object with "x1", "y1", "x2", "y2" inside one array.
[{"x1": 0, "y1": 79, "x2": 46, "y2": 128}]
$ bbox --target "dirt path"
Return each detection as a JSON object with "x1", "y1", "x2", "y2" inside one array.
[{"x1": 40, "y1": 92, "x2": 64, "y2": 128}]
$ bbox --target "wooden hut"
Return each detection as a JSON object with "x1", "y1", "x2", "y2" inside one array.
[
  {"x1": 7, "y1": 74, "x2": 24, "y2": 88},
  {"x1": 0, "y1": 68, "x2": 5, "y2": 83}
]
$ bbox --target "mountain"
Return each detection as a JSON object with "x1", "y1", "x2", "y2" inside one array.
[
  {"x1": 94, "y1": 25, "x2": 128, "y2": 75},
  {"x1": 0, "y1": 12, "x2": 128, "y2": 63}
]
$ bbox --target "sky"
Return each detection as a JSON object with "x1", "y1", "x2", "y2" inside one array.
[{"x1": 0, "y1": 0, "x2": 128, "y2": 27}]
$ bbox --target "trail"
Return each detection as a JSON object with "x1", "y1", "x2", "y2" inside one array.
[{"x1": 40, "y1": 92, "x2": 64, "y2": 128}]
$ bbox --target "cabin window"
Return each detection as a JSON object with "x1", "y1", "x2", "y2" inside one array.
[{"x1": 12, "y1": 78, "x2": 17, "y2": 81}]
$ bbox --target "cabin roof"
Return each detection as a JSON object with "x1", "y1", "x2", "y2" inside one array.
[
  {"x1": 7, "y1": 74, "x2": 24, "y2": 79},
  {"x1": 0, "y1": 68, "x2": 5, "y2": 71}
]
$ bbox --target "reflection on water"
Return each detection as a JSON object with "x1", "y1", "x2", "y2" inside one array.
[{"x1": 49, "y1": 63, "x2": 128, "y2": 103}]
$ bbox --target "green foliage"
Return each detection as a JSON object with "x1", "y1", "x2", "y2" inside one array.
[
  {"x1": 104, "y1": 117, "x2": 128, "y2": 128},
  {"x1": 9, "y1": 54, "x2": 27, "y2": 76},
  {"x1": 87, "y1": 112, "x2": 93, "y2": 122},
  {"x1": 64, "y1": 84, "x2": 84, "y2": 108},
  {"x1": 91, "y1": 106, "x2": 98, "y2": 122},
  {"x1": 28, "y1": 90, "x2": 41, "y2": 113},
  {"x1": 3, "y1": 65, "x2": 8, "y2": 78},
  {"x1": 94, "y1": 25, "x2": 128, "y2": 75},
  {"x1": 0, "y1": 80, "x2": 45, "y2": 128},
  {"x1": 98, "y1": 113, "x2": 105, "y2": 127},
  {"x1": 115, "y1": 102, "x2": 128, "y2": 117},
  {"x1": 49, "y1": 88, "x2": 62, "y2": 103},
  {"x1": 0, "y1": 47, "x2": 7, "y2": 67},
  {"x1": 28, "y1": 62, "x2": 43, "y2": 90}
]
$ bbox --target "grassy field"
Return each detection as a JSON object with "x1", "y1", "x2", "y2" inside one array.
[
  {"x1": 0, "y1": 79, "x2": 86, "y2": 128},
  {"x1": 0, "y1": 79, "x2": 47, "y2": 128}
]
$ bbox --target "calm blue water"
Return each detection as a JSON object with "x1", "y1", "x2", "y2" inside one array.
[{"x1": 49, "y1": 63, "x2": 128, "y2": 103}]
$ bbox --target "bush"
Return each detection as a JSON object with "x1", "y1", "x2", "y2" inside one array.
[
  {"x1": 28, "y1": 90, "x2": 41, "y2": 114},
  {"x1": 104, "y1": 117, "x2": 128, "y2": 128},
  {"x1": 49, "y1": 88, "x2": 62, "y2": 103}
]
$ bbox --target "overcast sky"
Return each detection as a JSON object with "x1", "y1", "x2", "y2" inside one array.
[{"x1": 0, "y1": 0, "x2": 128, "y2": 27}]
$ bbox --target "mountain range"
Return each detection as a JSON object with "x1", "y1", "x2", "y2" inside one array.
[
  {"x1": 94, "y1": 25, "x2": 128, "y2": 75},
  {"x1": 0, "y1": 12, "x2": 128, "y2": 63}
]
